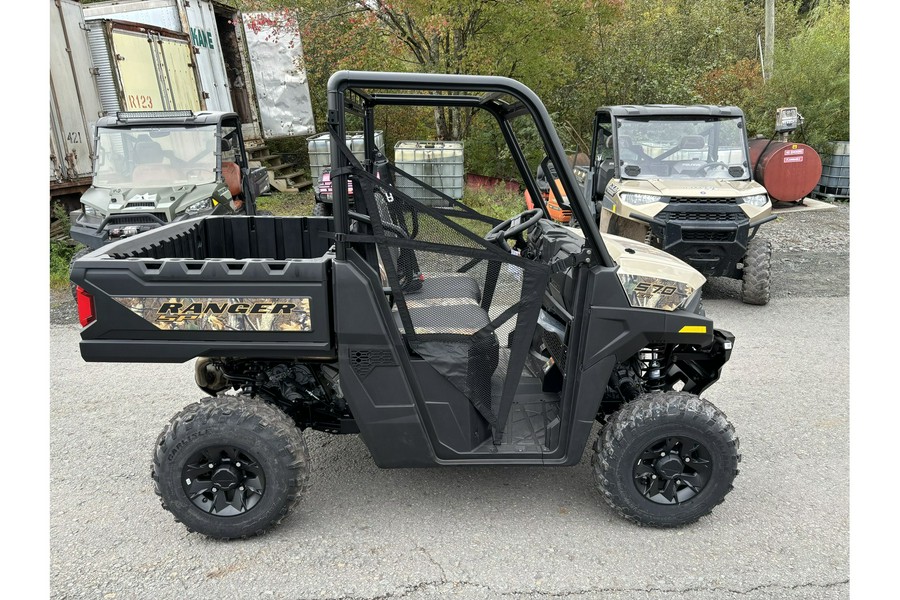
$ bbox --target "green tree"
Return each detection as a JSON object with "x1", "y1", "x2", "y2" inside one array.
[
  {"x1": 743, "y1": 0, "x2": 849, "y2": 151},
  {"x1": 242, "y1": 0, "x2": 590, "y2": 141}
]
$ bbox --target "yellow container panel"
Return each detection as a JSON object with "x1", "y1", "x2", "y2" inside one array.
[
  {"x1": 111, "y1": 30, "x2": 165, "y2": 111},
  {"x1": 160, "y1": 38, "x2": 202, "y2": 111}
]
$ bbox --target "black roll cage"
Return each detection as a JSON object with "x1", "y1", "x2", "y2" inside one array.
[{"x1": 326, "y1": 70, "x2": 612, "y2": 267}]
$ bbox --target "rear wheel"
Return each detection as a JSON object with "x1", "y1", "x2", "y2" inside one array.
[
  {"x1": 312, "y1": 201, "x2": 332, "y2": 217},
  {"x1": 740, "y1": 237, "x2": 771, "y2": 305},
  {"x1": 256, "y1": 209, "x2": 274, "y2": 216},
  {"x1": 152, "y1": 395, "x2": 309, "y2": 539},
  {"x1": 592, "y1": 391, "x2": 740, "y2": 527}
]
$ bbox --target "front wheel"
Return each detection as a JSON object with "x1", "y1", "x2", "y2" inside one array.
[
  {"x1": 152, "y1": 395, "x2": 310, "y2": 539},
  {"x1": 592, "y1": 392, "x2": 740, "y2": 527},
  {"x1": 740, "y1": 237, "x2": 772, "y2": 305}
]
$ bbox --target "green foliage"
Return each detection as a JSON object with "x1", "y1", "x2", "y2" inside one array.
[
  {"x1": 239, "y1": 0, "x2": 847, "y2": 175},
  {"x1": 49, "y1": 204, "x2": 82, "y2": 289},
  {"x1": 743, "y1": 0, "x2": 850, "y2": 152},
  {"x1": 461, "y1": 186, "x2": 525, "y2": 222}
]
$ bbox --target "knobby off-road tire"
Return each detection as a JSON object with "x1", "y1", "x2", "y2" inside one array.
[
  {"x1": 152, "y1": 395, "x2": 310, "y2": 539},
  {"x1": 312, "y1": 201, "x2": 332, "y2": 217},
  {"x1": 69, "y1": 247, "x2": 91, "y2": 299},
  {"x1": 592, "y1": 392, "x2": 740, "y2": 527},
  {"x1": 740, "y1": 237, "x2": 772, "y2": 305}
]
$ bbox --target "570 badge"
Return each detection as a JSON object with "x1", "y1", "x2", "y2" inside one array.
[{"x1": 634, "y1": 282, "x2": 678, "y2": 296}]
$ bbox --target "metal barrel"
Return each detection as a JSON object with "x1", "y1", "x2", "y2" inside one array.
[{"x1": 816, "y1": 141, "x2": 849, "y2": 200}]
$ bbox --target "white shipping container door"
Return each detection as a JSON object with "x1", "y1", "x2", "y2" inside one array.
[
  {"x1": 182, "y1": 0, "x2": 233, "y2": 112},
  {"x1": 243, "y1": 12, "x2": 315, "y2": 138},
  {"x1": 50, "y1": 0, "x2": 103, "y2": 182}
]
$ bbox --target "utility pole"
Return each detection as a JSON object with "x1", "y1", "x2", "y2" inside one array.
[{"x1": 764, "y1": 0, "x2": 775, "y2": 81}]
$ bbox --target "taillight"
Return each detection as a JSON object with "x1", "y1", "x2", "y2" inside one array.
[{"x1": 76, "y1": 286, "x2": 95, "y2": 327}]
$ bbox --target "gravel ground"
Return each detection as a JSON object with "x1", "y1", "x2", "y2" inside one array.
[
  {"x1": 703, "y1": 201, "x2": 849, "y2": 301},
  {"x1": 49, "y1": 202, "x2": 850, "y2": 599}
]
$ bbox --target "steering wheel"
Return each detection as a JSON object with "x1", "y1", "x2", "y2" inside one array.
[
  {"x1": 695, "y1": 161, "x2": 728, "y2": 174},
  {"x1": 484, "y1": 208, "x2": 543, "y2": 252}
]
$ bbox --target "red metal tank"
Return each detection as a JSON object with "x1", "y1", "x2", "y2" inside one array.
[{"x1": 749, "y1": 139, "x2": 823, "y2": 203}]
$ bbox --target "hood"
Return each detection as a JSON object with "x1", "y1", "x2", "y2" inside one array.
[
  {"x1": 566, "y1": 226, "x2": 705, "y2": 311},
  {"x1": 602, "y1": 232, "x2": 706, "y2": 291},
  {"x1": 81, "y1": 183, "x2": 219, "y2": 215},
  {"x1": 627, "y1": 178, "x2": 767, "y2": 197}
]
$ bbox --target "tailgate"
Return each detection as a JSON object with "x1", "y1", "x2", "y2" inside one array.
[{"x1": 72, "y1": 217, "x2": 336, "y2": 363}]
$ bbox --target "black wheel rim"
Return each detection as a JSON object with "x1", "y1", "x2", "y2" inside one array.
[
  {"x1": 181, "y1": 446, "x2": 266, "y2": 517},
  {"x1": 633, "y1": 436, "x2": 712, "y2": 505}
]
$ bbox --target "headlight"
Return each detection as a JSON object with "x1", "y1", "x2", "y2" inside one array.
[
  {"x1": 741, "y1": 194, "x2": 769, "y2": 207},
  {"x1": 185, "y1": 198, "x2": 212, "y2": 215},
  {"x1": 82, "y1": 204, "x2": 101, "y2": 218},
  {"x1": 621, "y1": 192, "x2": 664, "y2": 206}
]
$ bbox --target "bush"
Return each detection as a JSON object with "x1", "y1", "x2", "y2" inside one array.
[
  {"x1": 743, "y1": 1, "x2": 850, "y2": 152},
  {"x1": 49, "y1": 204, "x2": 83, "y2": 289}
]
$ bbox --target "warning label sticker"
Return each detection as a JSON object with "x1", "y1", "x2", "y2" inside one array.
[
  {"x1": 784, "y1": 148, "x2": 805, "y2": 156},
  {"x1": 784, "y1": 156, "x2": 804, "y2": 163}
]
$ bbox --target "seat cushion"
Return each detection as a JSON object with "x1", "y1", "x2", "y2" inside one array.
[
  {"x1": 393, "y1": 298, "x2": 489, "y2": 335},
  {"x1": 406, "y1": 272, "x2": 481, "y2": 303}
]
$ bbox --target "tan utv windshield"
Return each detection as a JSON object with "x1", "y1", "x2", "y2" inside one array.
[
  {"x1": 93, "y1": 125, "x2": 217, "y2": 188},
  {"x1": 617, "y1": 117, "x2": 748, "y2": 181}
]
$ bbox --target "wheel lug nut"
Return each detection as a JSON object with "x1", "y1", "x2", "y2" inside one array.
[
  {"x1": 684, "y1": 457, "x2": 691, "y2": 462},
  {"x1": 211, "y1": 487, "x2": 218, "y2": 492},
  {"x1": 235, "y1": 462, "x2": 241, "y2": 467},
  {"x1": 208, "y1": 463, "x2": 214, "y2": 469},
  {"x1": 676, "y1": 479, "x2": 681, "y2": 484},
  {"x1": 651, "y1": 474, "x2": 657, "y2": 479},
  {"x1": 239, "y1": 486, "x2": 244, "y2": 491},
  {"x1": 660, "y1": 452, "x2": 666, "y2": 457}
]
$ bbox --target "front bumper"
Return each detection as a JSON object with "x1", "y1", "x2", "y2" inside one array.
[
  {"x1": 634, "y1": 204, "x2": 775, "y2": 278},
  {"x1": 670, "y1": 328, "x2": 735, "y2": 395},
  {"x1": 70, "y1": 213, "x2": 167, "y2": 250}
]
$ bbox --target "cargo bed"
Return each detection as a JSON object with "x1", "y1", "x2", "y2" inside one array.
[{"x1": 73, "y1": 215, "x2": 337, "y2": 363}]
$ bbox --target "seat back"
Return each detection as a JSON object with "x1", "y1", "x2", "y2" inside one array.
[
  {"x1": 131, "y1": 140, "x2": 181, "y2": 185},
  {"x1": 222, "y1": 161, "x2": 242, "y2": 197}
]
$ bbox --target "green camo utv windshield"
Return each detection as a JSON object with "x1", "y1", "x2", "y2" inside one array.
[{"x1": 93, "y1": 125, "x2": 217, "y2": 189}]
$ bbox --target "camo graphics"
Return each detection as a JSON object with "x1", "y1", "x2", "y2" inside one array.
[
  {"x1": 617, "y1": 274, "x2": 695, "y2": 311},
  {"x1": 113, "y1": 296, "x2": 312, "y2": 331}
]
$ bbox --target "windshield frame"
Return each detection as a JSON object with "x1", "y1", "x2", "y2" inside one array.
[
  {"x1": 92, "y1": 123, "x2": 220, "y2": 190},
  {"x1": 612, "y1": 115, "x2": 750, "y2": 182}
]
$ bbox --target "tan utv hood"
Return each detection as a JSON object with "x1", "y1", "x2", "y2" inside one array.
[
  {"x1": 641, "y1": 178, "x2": 767, "y2": 197},
  {"x1": 602, "y1": 232, "x2": 706, "y2": 290},
  {"x1": 568, "y1": 227, "x2": 706, "y2": 310}
]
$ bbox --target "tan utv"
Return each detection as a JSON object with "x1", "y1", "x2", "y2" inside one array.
[{"x1": 575, "y1": 106, "x2": 776, "y2": 305}]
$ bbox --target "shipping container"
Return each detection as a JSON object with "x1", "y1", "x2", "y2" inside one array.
[
  {"x1": 85, "y1": 19, "x2": 203, "y2": 114},
  {"x1": 82, "y1": 0, "x2": 315, "y2": 141},
  {"x1": 50, "y1": 0, "x2": 104, "y2": 201}
]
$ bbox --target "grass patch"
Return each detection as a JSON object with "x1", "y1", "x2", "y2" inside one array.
[
  {"x1": 459, "y1": 186, "x2": 525, "y2": 221},
  {"x1": 256, "y1": 189, "x2": 316, "y2": 216}
]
